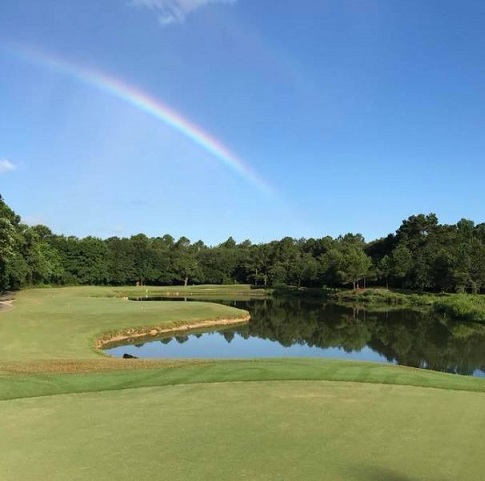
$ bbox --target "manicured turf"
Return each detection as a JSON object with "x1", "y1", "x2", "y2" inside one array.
[
  {"x1": 0, "y1": 286, "x2": 249, "y2": 360},
  {"x1": 1, "y1": 381, "x2": 484, "y2": 481},
  {"x1": 1, "y1": 286, "x2": 485, "y2": 481},
  {"x1": 3, "y1": 357, "x2": 485, "y2": 402}
]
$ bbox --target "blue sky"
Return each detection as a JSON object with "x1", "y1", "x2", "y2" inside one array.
[{"x1": 1, "y1": 0, "x2": 485, "y2": 245}]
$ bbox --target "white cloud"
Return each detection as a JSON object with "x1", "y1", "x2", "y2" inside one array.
[
  {"x1": 131, "y1": 0, "x2": 236, "y2": 25},
  {"x1": 0, "y1": 159, "x2": 15, "y2": 174}
]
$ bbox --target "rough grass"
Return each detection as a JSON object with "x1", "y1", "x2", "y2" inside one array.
[
  {"x1": 332, "y1": 288, "x2": 439, "y2": 307},
  {"x1": 433, "y1": 294, "x2": 485, "y2": 322},
  {"x1": 1, "y1": 286, "x2": 485, "y2": 481},
  {"x1": 331, "y1": 288, "x2": 485, "y2": 321}
]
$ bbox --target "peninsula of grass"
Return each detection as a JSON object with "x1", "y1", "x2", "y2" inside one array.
[
  {"x1": 1, "y1": 286, "x2": 485, "y2": 481},
  {"x1": 0, "y1": 286, "x2": 252, "y2": 361}
]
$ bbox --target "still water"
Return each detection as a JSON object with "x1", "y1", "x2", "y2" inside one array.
[{"x1": 105, "y1": 298, "x2": 485, "y2": 377}]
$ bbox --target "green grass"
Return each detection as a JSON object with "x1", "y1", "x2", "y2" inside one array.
[
  {"x1": 1, "y1": 286, "x2": 485, "y2": 480},
  {"x1": 433, "y1": 294, "x2": 485, "y2": 322},
  {"x1": 1, "y1": 381, "x2": 484, "y2": 481},
  {"x1": 2, "y1": 357, "x2": 485, "y2": 402},
  {"x1": 331, "y1": 288, "x2": 439, "y2": 307},
  {"x1": 330, "y1": 287, "x2": 485, "y2": 319},
  {"x1": 0, "y1": 286, "x2": 249, "y2": 360},
  {"x1": 107, "y1": 283, "x2": 272, "y2": 300},
  {"x1": 333, "y1": 288, "x2": 485, "y2": 322}
]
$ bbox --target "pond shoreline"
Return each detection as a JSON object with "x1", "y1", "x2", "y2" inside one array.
[{"x1": 96, "y1": 315, "x2": 251, "y2": 350}]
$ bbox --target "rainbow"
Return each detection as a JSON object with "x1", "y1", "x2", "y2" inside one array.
[{"x1": 4, "y1": 42, "x2": 272, "y2": 195}]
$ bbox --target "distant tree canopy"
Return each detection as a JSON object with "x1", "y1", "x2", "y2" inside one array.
[{"x1": 1, "y1": 195, "x2": 485, "y2": 293}]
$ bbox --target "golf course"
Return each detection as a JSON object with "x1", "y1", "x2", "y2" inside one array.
[{"x1": 1, "y1": 286, "x2": 485, "y2": 481}]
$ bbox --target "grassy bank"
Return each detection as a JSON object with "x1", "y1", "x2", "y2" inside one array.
[
  {"x1": 331, "y1": 288, "x2": 437, "y2": 307},
  {"x1": 329, "y1": 288, "x2": 485, "y2": 321},
  {"x1": 2, "y1": 357, "x2": 485, "y2": 402},
  {"x1": 1, "y1": 286, "x2": 485, "y2": 480},
  {"x1": 433, "y1": 294, "x2": 485, "y2": 322}
]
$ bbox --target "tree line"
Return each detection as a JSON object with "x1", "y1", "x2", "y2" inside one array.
[{"x1": 1, "y1": 195, "x2": 485, "y2": 293}]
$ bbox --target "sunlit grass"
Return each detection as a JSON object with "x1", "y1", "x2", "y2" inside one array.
[
  {"x1": 1, "y1": 381, "x2": 484, "y2": 481},
  {"x1": 0, "y1": 286, "x2": 249, "y2": 360},
  {"x1": 434, "y1": 294, "x2": 485, "y2": 322},
  {"x1": 1, "y1": 286, "x2": 485, "y2": 481}
]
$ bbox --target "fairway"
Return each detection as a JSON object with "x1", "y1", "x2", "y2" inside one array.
[
  {"x1": 1, "y1": 287, "x2": 485, "y2": 481},
  {"x1": 1, "y1": 381, "x2": 484, "y2": 481},
  {"x1": 0, "y1": 286, "x2": 249, "y2": 360}
]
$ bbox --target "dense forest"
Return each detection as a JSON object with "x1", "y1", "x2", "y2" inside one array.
[{"x1": 1, "y1": 194, "x2": 485, "y2": 293}]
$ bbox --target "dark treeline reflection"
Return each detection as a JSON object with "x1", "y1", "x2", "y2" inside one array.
[
  {"x1": 236, "y1": 299, "x2": 485, "y2": 375},
  {"x1": 130, "y1": 299, "x2": 485, "y2": 376}
]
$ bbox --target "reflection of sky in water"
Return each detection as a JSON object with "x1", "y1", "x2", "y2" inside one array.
[
  {"x1": 104, "y1": 299, "x2": 485, "y2": 378},
  {"x1": 106, "y1": 331, "x2": 392, "y2": 364}
]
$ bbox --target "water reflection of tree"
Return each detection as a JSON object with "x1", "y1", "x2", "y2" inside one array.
[
  {"x1": 222, "y1": 331, "x2": 235, "y2": 343},
  {"x1": 233, "y1": 299, "x2": 485, "y2": 375}
]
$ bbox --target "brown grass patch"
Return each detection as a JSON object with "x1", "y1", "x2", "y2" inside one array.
[{"x1": 0, "y1": 358, "x2": 210, "y2": 375}]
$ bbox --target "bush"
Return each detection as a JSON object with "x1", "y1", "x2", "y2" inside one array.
[{"x1": 433, "y1": 295, "x2": 485, "y2": 322}]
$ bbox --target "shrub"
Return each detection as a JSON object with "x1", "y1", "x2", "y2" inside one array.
[{"x1": 433, "y1": 295, "x2": 485, "y2": 322}]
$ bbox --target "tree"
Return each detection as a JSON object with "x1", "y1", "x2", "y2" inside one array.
[
  {"x1": 0, "y1": 196, "x2": 24, "y2": 290},
  {"x1": 338, "y1": 245, "x2": 372, "y2": 289},
  {"x1": 390, "y1": 244, "x2": 412, "y2": 287},
  {"x1": 245, "y1": 244, "x2": 270, "y2": 286},
  {"x1": 377, "y1": 255, "x2": 392, "y2": 289},
  {"x1": 287, "y1": 252, "x2": 319, "y2": 288},
  {"x1": 0, "y1": 216, "x2": 18, "y2": 289},
  {"x1": 106, "y1": 237, "x2": 136, "y2": 285},
  {"x1": 396, "y1": 213, "x2": 439, "y2": 248},
  {"x1": 172, "y1": 237, "x2": 200, "y2": 286},
  {"x1": 21, "y1": 226, "x2": 64, "y2": 284}
]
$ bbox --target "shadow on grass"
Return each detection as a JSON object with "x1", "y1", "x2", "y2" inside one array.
[{"x1": 348, "y1": 465, "x2": 435, "y2": 481}]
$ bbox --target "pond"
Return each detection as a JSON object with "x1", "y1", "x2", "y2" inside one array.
[{"x1": 104, "y1": 298, "x2": 485, "y2": 377}]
